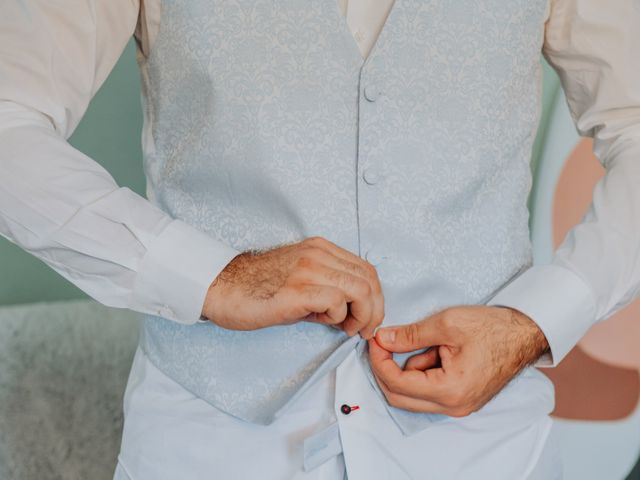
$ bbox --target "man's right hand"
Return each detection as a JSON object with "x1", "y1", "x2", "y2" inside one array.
[{"x1": 201, "y1": 237, "x2": 384, "y2": 339}]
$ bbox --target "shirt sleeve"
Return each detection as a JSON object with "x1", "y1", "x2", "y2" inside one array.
[
  {"x1": 486, "y1": 0, "x2": 640, "y2": 366},
  {"x1": 0, "y1": 0, "x2": 240, "y2": 324}
]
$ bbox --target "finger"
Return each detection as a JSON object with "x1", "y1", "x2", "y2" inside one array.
[
  {"x1": 300, "y1": 266, "x2": 374, "y2": 336},
  {"x1": 340, "y1": 311, "x2": 371, "y2": 338},
  {"x1": 374, "y1": 315, "x2": 448, "y2": 353},
  {"x1": 336, "y1": 274, "x2": 377, "y2": 337},
  {"x1": 310, "y1": 239, "x2": 384, "y2": 334},
  {"x1": 312, "y1": 251, "x2": 384, "y2": 338},
  {"x1": 404, "y1": 348, "x2": 440, "y2": 371},
  {"x1": 343, "y1": 295, "x2": 374, "y2": 337},
  {"x1": 357, "y1": 309, "x2": 381, "y2": 339},
  {"x1": 369, "y1": 338, "x2": 449, "y2": 401},
  {"x1": 373, "y1": 370, "x2": 448, "y2": 414},
  {"x1": 304, "y1": 237, "x2": 375, "y2": 276},
  {"x1": 284, "y1": 285, "x2": 348, "y2": 325},
  {"x1": 310, "y1": 286, "x2": 349, "y2": 325},
  {"x1": 368, "y1": 338, "x2": 433, "y2": 391},
  {"x1": 310, "y1": 313, "x2": 345, "y2": 332},
  {"x1": 316, "y1": 313, "x2": 345, "y2": 328},
  {"x1": 359, "y1": 290, "x2": 384, "y2": 340},
  {"x1": 308, "y1": 247, "x2": 378, "y2": 288},
  {"x1": 303, "y1": 245, "x2": 385, "y2": 338}
]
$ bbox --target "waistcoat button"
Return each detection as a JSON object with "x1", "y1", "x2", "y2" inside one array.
[
  {"x1": 363, "y1": 85, "x2": 380, "y2": 102},
  {"x1": 362, "y1": 168, "x2": 380, "y2": 185}
]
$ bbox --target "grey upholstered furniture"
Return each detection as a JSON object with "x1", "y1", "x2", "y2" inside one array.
[{"x1": 0, "y1": 301, "x2": 140, "y2": 480}]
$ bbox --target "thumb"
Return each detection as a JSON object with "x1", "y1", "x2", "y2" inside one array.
[{"x1": 375, "y1": 318, "x2": 446, "y2": 353}]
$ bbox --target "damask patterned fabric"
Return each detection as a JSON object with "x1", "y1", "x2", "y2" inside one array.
[
  {"x1": 3, "y1": 0, "x2": 640, "y2": 389},
  {"x1": 3, "y1": 0, "x2": 640, "y2": 448},
  {"x1": 139, "y1": 0, "x2": 550, "y2": 430}
]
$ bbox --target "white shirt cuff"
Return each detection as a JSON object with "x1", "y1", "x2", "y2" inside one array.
[
  {"x1": 486, "y1": 264, "x2": 597, "y2": 366},
  {"x1": 132, "y1": 219, "x2": 240, "y2": 325}
]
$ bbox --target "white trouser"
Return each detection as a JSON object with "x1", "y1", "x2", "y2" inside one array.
[{"x1": 114, "y1": 346, "x2": 561, "y2": 480}]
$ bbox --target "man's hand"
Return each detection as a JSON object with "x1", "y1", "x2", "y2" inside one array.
[
  {"x1": 368, "y1": 306, "x2": 549, "y2": 417},
  {"x1": 201, "y1": 237, "x2": 384, "y2": 338}
]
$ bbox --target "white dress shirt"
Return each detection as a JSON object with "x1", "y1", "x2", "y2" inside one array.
[
  {"x1": 1, "y1": 2, "x2": 640, "y2": 473},
  {"x1": 1, "y1": 0, "x2": 639, "y2": 367},
  {"x1": 338, "y1": 0, "x2": 396, "y2": 59},
  {"x1": 113, "y1": 337, "x2": 558, "y2": 479},
  {"x1": 1, "y1": 0, "x2": 639, "y2": 368},
  {"x1": 3, "y1": 1, "x2": 638, "y2": 478}
]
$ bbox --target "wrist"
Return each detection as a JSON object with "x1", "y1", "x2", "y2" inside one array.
[
  {"x1": 201, "y1": 275, "x2": 227, "y2": 324},
  {"x1": 200, "y1": 277, "x2": 218, "y2": 322},
  {"x1": 500, "y1": 306, "x2": 550, "y2": 365},
  {"x1": 200, "y1": 251, "x2": 250, "y2": 324}
]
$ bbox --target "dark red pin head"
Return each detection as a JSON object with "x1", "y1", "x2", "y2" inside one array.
[{"x1": 340, "y1": 404, "x2": 360, "y2": 415}]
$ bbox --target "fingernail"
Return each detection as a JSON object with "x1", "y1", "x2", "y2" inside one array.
[{"x1": 377, "y1": 328, "x2": 396, "y2": 344}]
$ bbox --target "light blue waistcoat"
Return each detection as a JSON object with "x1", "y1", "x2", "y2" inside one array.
[{"x1": 137, "y1": 0, "x2": 549, "y2": 434}]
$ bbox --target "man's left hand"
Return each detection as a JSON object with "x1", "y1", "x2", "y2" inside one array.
[{"x1": 368, "y1": 306, "x2": 549, "y2": 417}]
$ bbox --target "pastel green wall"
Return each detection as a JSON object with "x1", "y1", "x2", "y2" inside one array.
[
  {"x1": 0, "y1": 45, "x2": 561, "y2": 306},
  {"x1": 0, "y1": 42, "x2": 145, "y2": 305}
]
